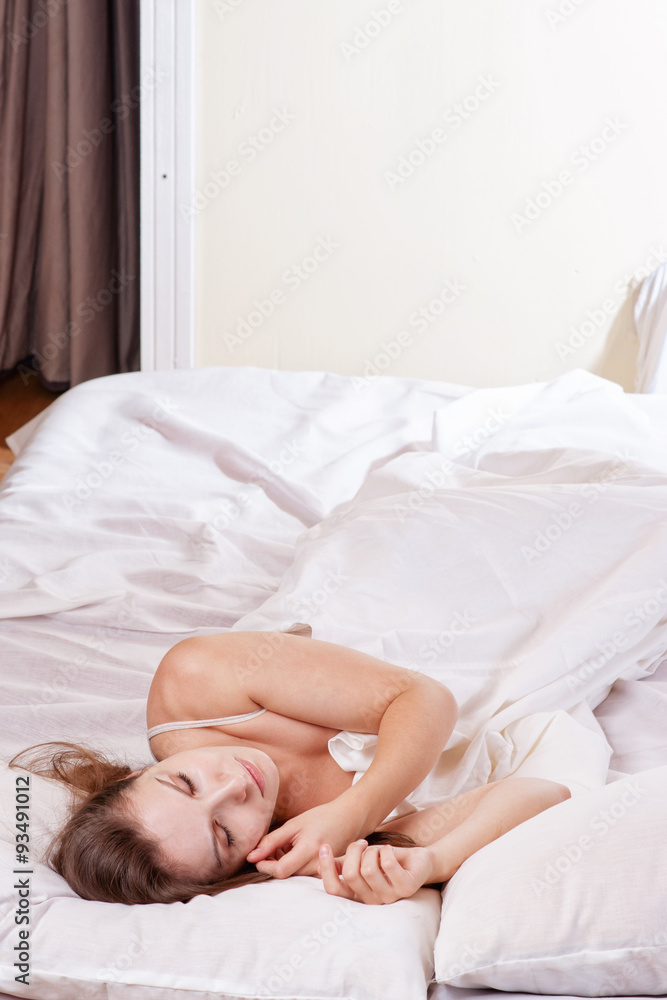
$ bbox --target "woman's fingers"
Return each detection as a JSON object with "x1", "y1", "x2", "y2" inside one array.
[
  {"x1": 247, "y1": 829, "x2": 290, "y2": 863},
  {"x1": 246, "y1": 836, "x2": 274, "y2": 863},
  {"x1": 256, "y1": 841, "x2": 310, "y2": 879},
  {"x1": 347, "y1": 843, "x2": 396, "y2": 902},
  {"x1": 353, "y1": 843, "x2": 419, "y2": 903},
  {"x1": 318, "y1": 844, "x2": 356, "y2": 899},
  {"x1": 319, "y1": 841, "x2": 415, "y2": 904},
  {"x1": 335, "y1": 841, "x2": 396, "y2": 904}
]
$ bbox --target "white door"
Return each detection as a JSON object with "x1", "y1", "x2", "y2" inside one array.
[{"x1": 140, "y1": 0, "x2": 197, "y2": 371}]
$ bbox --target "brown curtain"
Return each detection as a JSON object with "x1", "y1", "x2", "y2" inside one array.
[{"x1": 0, "y1": 0, "x2": 139, "y2": 390}]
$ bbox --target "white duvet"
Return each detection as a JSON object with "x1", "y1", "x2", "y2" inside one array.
[
  {"x1": 231, "y1": 375, "x2": 667, "y2": 817},
  {"x1": 1, "y1": 364, "x2": 667, "y2": 1000}
]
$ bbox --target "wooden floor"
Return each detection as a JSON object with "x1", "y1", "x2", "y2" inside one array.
[{"x1": 0, "y1": 371, "x2": 64, "y2": 482}]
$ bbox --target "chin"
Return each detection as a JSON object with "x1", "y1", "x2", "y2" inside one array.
[{"x1": 254, "y1": 748, "x2": 278, "y2": 777}]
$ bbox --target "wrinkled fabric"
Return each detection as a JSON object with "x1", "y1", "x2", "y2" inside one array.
[{"x1": 1, "y1": 365, "x2": 667, "y2": 823}]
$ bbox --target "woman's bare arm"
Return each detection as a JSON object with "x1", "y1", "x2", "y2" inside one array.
[
  {"x1": 375, "y1": 777, "x2": 570, "y2": 851},
  {"x1": 155, "y1": 631, "x2": 458, "y2": 869},
  {"x1": 423, "y1": 777, "x2": 571, "y2": 883},
  {"x1": 372, "y1": 782, "x2": 497, "y2": 845},
  {"x1": 319, "y1": 777, "x2": 571, "y2": 903}
]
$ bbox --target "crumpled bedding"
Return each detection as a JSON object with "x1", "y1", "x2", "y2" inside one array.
[
  {"x1": 230, "y1": 375, "x2": 667, "y2": 815},
  {"x1": 1, "y1": 365, "x2": 667, "y2": 797},
  {"x1": 2, "y1": 364, "x2": 667, "y2": 1000}
]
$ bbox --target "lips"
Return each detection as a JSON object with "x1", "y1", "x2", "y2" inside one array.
[{"x1": 238, "y1": 759, "x2": 265, "y2": 796}]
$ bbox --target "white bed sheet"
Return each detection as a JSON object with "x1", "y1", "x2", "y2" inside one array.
[
  {"x1": 0, "y1": 366, "x2": 468, "y2": 768},
  {"x1": 1, "y1": 364, "x2": 667, "y2": 999}
]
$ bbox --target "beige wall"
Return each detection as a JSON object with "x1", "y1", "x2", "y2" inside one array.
[{"x1": 194, "y1": 0, "x2": 667, "y2": 390}]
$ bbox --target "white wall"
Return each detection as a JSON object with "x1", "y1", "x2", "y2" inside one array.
[{"x1": 193, "y1": 0, "x2": 667, "y2": 390}]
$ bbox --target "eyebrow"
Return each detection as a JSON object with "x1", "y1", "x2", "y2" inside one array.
[{"x1": 154, "y1": 777, "x2": 225, "y2": 872}]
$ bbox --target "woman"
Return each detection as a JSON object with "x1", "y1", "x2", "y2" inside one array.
[{"x1": 11, "y1": 627, "x2": 570, "y2": 905}]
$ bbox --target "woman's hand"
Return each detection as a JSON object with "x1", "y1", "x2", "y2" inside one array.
[
  {"x1": 245, "y1": 799, "x2": 369, "y2": 879},
  {"x1": 316, "y1": 839, "x2": 437, "y2": 904}
]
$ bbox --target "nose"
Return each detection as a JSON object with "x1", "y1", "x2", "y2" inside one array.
[{"x1": 206, "y1": 771, "x2": 248, "y2": 806}]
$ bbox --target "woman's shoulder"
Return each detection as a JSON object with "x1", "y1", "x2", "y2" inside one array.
[
  {"x1": 146, "y1": 634, "x2": 262, "y2": 725},
  {"x1": 147, "y1": 624, "x2": 317, "y2": 737}
]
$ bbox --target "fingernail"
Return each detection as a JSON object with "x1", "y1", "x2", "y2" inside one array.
[{"x1": 319, "y1": 845, "x2": 331, "y2": 857}]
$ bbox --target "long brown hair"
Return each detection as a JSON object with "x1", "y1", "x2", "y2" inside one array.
[{"x1": 8, "y1": 741, "x2": 415, "y2": 905}]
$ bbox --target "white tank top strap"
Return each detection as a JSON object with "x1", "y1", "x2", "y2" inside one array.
[
  {"x1": 147, "y1": 707, "x2": 267, "y2": 740},
  {"x1": 147, "y1": 622, "x2": 311, "y2": 743}
]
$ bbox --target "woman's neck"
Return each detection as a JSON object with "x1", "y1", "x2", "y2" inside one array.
[
  {"x1": 266, "y1": 742, "x2": 356, "y2": 824},
  {"x1": 265, "y1": 746, "x2": 312, "y2": 824}
]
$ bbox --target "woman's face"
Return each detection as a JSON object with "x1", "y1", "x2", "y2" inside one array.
[{"x1": 125, "y1": 746, "x2": 279, "y2": 879}]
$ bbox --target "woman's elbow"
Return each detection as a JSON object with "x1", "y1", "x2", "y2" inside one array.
[
  {"x1": 439, "y1": 682, "x2": 458, "y2": 722},
  {"x1": 424, "y1": 678, "x2": 458, "y2": 728},
  {"x1": 535, "y1": 779, "x2": 572, "y2": 809},
  {"x1": 556, "y1": 782, "x2": 572, "y2": 804}
]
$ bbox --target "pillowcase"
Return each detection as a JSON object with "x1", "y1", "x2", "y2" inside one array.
[
  {"x1": 0, "y1": 763, "x2": 441, "y2": 1000},
  {"x1": 434, "y1": 764, "x2": 667, "y2": 994}
]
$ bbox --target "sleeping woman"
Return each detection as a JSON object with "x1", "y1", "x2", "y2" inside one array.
[{"x1": 10, "y1": 627, "x2": 570, "y2": 905}]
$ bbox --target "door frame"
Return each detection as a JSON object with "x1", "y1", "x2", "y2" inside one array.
[{"x1": 139, "y1": 0, "x2": 197, "y2": 370}]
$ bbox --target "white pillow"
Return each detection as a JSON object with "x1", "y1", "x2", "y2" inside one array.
[
  {"x1": 0, "y1": 764, "x2": 441, "y2": 1000},
  {"x1": 434, "y1": 764, "x2": 667, "y2": 994}
]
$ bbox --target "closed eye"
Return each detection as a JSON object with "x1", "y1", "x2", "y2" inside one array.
[
  {"x1": 177, "y1": 771, "x2": 235, "y2": 849},
  {"x1": 177, "y1": 771, "x2": 196, "y2": 793},
  {"x1": 216, "y1": 819, "x2": 236, "y2": 848}
]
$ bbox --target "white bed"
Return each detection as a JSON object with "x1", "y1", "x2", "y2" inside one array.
[{"x1": 1, "y1": 270, "x2": 667, "y2": 999}]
